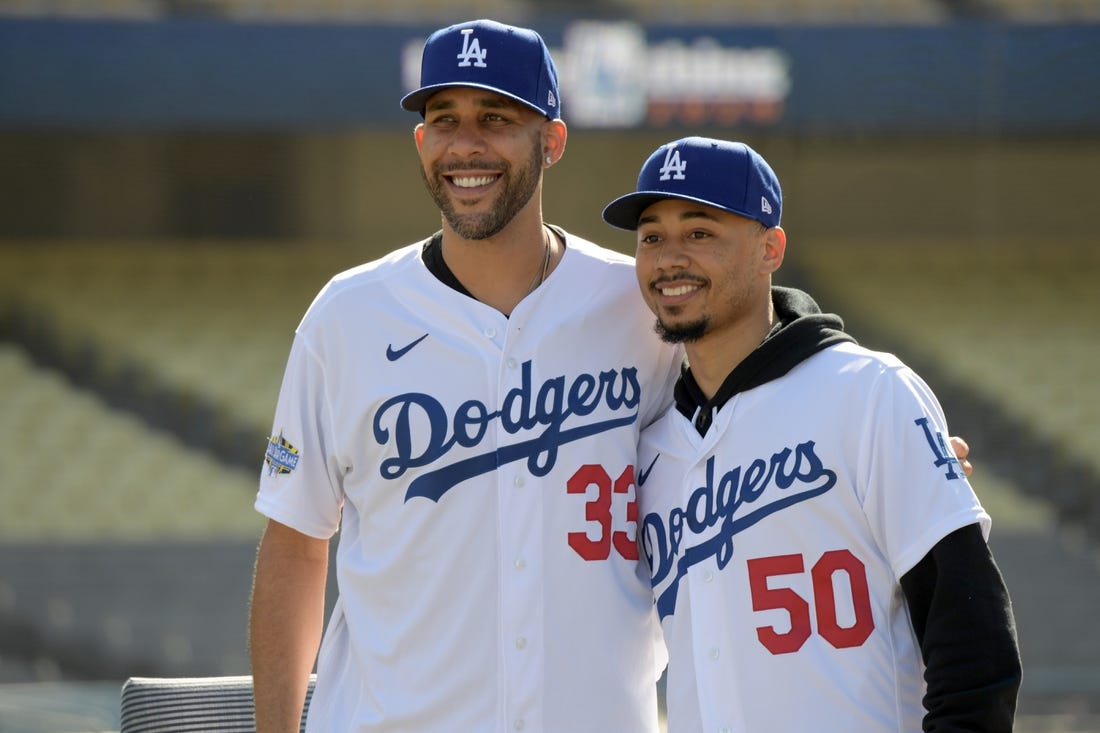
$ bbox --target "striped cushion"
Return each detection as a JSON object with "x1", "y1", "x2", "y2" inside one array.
[{"x1": 119, "y1": 675, "x2": 315, "y2": 732}]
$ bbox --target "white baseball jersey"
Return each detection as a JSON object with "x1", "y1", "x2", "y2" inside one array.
[
  {"x1": 256, "y1": 232, "x2": 682, "y2": 733},
  {"x1": 637, "y1": 341, "x2": 990, "y2": 733}
]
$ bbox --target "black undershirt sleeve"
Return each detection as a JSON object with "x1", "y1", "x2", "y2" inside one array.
[{"x1": 900, "y1": 523, "x2": 1023, "y2": 732}]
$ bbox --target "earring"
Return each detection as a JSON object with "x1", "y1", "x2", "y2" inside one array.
[{"x1": 545, "y1": 156, "x2": 553, "y2": 165}]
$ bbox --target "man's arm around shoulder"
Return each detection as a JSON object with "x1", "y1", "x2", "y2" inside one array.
[{"x1": 250, "y1": 519, "x2": 330, "y2": 733}]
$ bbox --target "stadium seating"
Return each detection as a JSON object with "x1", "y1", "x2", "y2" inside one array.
[
  {"x1": 3, "y1": 0, "x2": 1097, "y2": 23},
  {"x1": 622, "y1": 0, "x2": 948, "y2": 24},
  {"x1": 0, "y1": 0, "x2": 159, "y2": 20},
  {"x1": 790, "y1": 236, "x2": 1100, "y2": 507},
  {"x1": 984, "y1": 0, "x2": 1100, "y2": 22},
  {"x1": 0, "y1": 0, "x2": 532, "y2": 23},
  {"x1": 0, "y1": 240, "x2": 377, "y2": 540},
  {"x1": 0, "y1": 241, "x2": 363, "y2": 433},
  {"x1": 0, "y1": 342, "x2": 264, "y2": 541},
  {"x1": 3, "y1": 233, "x2": 1094, "y2": 540}
]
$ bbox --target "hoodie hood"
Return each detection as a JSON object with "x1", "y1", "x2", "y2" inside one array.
[{"x1": 675, "y1": 286, "x2": 856, "y2": 435}]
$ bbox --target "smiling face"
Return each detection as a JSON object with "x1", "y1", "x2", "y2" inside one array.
[
  {"x1": 414, "y1": 87, "x2": 561, "y2": 240},
  {"x1": 634, "y1": 198, "x2": 785, "y2": 346}
]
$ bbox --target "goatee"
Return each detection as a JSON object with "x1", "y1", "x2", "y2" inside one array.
[{"x1": 654, "y1": 316, "x2": 708, "y2": 344}]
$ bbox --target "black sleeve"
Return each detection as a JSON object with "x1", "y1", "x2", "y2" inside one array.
[{"x1": 900, "y1": 523, "x2": 1022, "y2": 732}]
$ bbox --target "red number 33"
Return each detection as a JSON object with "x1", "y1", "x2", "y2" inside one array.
[{"x1": 567, "y1": 464, "x2": 638, "y2": 561}]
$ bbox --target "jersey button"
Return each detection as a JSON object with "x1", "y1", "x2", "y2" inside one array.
[
  {"x1": 513, "y1": 719, "x2": 525, "y2": 731},
  {"x1": 506, "y1": 357, "x2": 518, "y2": 369},
  {"x1": 710, "y1": 647, "x2": 720, "y2": 660},
  {"x1": 514, "y1": 558, "x2": 526, "y2": 570},
  {"x1": 484, "y1": 327, "x2": 497, "y2": 339},
  {"x1": 513, "y1": 475, "x2": 525, "y2": 488},
  {"x1": 515, "y1": 637, "x2": 527, "y2": 650},
  {"x1": 702, "y1": 569, "x2": 714, "y2": 582}
]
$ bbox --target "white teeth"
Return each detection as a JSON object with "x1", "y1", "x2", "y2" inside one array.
[
  {"x1": 660, "y1": 284, "x2": 698, "y2": 297},
  {"x1": 452, "y1": 175, "x2": 496, "y2": 188}
]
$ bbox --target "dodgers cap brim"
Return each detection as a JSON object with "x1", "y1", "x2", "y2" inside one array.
[
  {"x1": 401, "y1": 83, "x2": 547, "y2": 119},
  {"x1": 602, "y1": 191, "x2": 755, "y2": 231}
]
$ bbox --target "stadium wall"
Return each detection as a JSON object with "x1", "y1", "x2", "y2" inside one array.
[
  {"x1": 2, "y1": 18, "x2": 1099, "y2": 133},
  {"x1": 1, "y1": 17, "x2": 1098, "y2": 243}
]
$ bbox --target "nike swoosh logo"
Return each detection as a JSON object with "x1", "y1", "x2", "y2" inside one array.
[
  {"x1": 386, "y1": 333, "x2": 430, "y2": 361},
  {"x1": 637, "y1": 454, "x2": 660, "y2": 486}
]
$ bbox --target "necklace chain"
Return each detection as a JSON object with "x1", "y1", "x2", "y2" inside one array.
[{"x1": 527, "y1": 227, "x2": 552, "y2": 295}]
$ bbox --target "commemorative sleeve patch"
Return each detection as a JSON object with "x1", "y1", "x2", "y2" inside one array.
[{"x1": 265, "y1": 430, "x2": 301, "y2": 476}]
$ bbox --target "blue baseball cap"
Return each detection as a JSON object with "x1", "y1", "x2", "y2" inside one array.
[
  {"x1": 401, "y1": 19, "x2": 561, "y2": 120},
  {"x1": 602, "y1": 137, "x2": 782, "y2": 230}
]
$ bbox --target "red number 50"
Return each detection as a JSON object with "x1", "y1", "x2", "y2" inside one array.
[
  {"x1": 567, "y1": 464, "x2": 638, "y2": 561},
  {"x1": 747, "y1": 550, "x2": 875, "y2": 655}
]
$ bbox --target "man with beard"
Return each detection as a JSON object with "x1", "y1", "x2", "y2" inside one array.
[
  {"x1": 602, "y1": 136, "x2": 1020, "y2": 732},
  {"x1": 248, "y1": 19, "x2": 682, "y2": 733},
  {"x1": 248, "y1": 20, "x2": 974, "y2": 733}
]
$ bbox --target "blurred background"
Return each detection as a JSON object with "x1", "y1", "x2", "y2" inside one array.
[{"x1": 1, "y1": 0, "x2": 1099, "y2": 731}]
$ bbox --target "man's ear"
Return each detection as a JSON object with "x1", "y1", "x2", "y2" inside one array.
[
  {"x1": 762, "y1": 226, "x2": 787, "y2": 275},
  {"x1": 541, "y1": 119, "x2": 568, "y2": 167},
  {"x1": 414, "y1": 123, "x2": 425, "y2": 152}
]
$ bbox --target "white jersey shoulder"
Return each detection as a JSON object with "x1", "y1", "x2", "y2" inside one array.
[{"x1": 295, "y1": 241, "x2": 425, "y2": 330}]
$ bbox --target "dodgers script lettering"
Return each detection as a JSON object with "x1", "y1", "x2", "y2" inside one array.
[
  {"x1": 373, "y1": 360, "x2": 641, "y2": 502},
  {"x1": 641, "y1": 440, "x2": 837, "y2": 619}
]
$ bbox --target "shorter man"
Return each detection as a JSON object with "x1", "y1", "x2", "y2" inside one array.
[{"x1": 602, "y1": 137, "x2": 1022, "y2": 732}]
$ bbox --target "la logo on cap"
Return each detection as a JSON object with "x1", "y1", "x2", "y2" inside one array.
[
  {"x1": 658, "y1": 147, "x2": 687, "y2": 181},
  {"x1": 457, "y1": 28, "x2": 488, "y2": 68}
]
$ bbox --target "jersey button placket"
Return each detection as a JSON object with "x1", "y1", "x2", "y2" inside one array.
[
  {"x1": 687, "y1": 490, "x2": 733, "y2": 733},
  {"x1": 496, "y1": 327, "x2": 543, "y2": 733}
]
